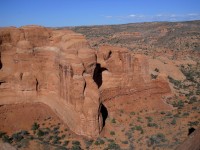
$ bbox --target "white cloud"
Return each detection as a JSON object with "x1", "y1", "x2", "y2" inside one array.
[
  {"x1": 187, "y1": 13, "x2": 199, "y2": 16},
  {"x1": 105, "y1": 16, "x2": 113, "y2": 18},
  {"x1": 103, "y1": 13, "x2": 200, "y2": 22},
  {"x1": 156, "y1": 14, "x2": 164, "y2": 17},
  {"x1": 129, "y1": 14, "x2": 136, "y2": 17}
]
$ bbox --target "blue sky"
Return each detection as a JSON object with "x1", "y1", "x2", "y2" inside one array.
[{"x1": 0, "y1": 0, "x2": 200, "y2": 27}]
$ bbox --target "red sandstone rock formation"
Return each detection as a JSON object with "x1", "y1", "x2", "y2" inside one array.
[
  {"x1": 96, "y1": 45, "x2": 172, "y2": 111},
  {"x1": 0, "y1": 26, "x2": 100, "y2": 137},
  {"x1": 0, "y1": 26, "x2": 172, "y2": 138}
]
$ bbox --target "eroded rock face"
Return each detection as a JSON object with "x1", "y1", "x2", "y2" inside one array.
[
  {"x1": 96, "y1": 45, "x2": 172, "y2": 111},
  {"x1": 0, "y1": 26, "x2": 100, "y2": 137},
  {"x1": 0, "y1": 26, "x2": 172, "y2": 138}
]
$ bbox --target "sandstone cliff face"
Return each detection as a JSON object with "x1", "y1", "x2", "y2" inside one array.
[
  {"x1": 0, "y1": 26, "x2": 172, "y2": 138},
  {"x1": 0, "y1": 26, "x2": 100, "y2": 137},
  {"x1": 96, "y1": 46, "x2": 171, "y2": 109}
]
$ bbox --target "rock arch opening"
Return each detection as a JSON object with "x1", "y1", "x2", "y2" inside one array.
[
  {"x1": 100, "y1": 103, "x2": 108, "y2": 127},
  {"x1": 93, "y1": 63, "x2": 107, "y2": 88}
]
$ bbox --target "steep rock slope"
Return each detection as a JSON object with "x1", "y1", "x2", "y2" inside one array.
[
  {"x1": 0, "y1": 26, "x2": 100, "y2": 137},
  {"x1": 0, "y1": 26, "x2": 172, "y2": 138}
]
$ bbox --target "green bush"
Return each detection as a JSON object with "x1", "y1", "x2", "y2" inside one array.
[
  {"x1": 0, "y1": 131, "x2": 6, "y2": 138},
  {"x1": 105, "y1": 142, "x2": 121, "y2": 150},
  {"x1": 2, "y1": 135, "x2": 11, "y2": 143},
  {"x1": 110, "y1": 131, "x2": 115, "y2": 136},
  {"x1": 168, "y1": 76, "x2": 181, "y2": 87},
  {"x1": 71, "y1": 141, "x2": 82, "y2": 150},
  {"x1": 130, "y1": 112, "x2": 135, "y2": 115},
  {"x1": 85, "y1": 139, "x2": 93, "y2": 148},
  {"x1": 135, "y1": 125, "x2": 144, "y2": 134},
  {"x1": 37, "y1": 129, "x2": 45, "y2": 137},
  {"x1": 146, "y1": 116, "x2": 153, "y2": 122},
  {"x1": 147, "y1": 123, "x2": 158, "y2": 128},
  {"x1": 71, "y1": 145, "x2": 82, "y2": 150},
  {"x1": 72, "y1": 141, "x2": 80, "y2": 145},
  {"x1": 188, "y1": 121, "x2": 199, "y2": 126},
  {"x1": 31, "y1": 122, "x2": 40, "y2": 130},
  {"x1": 111, "y1": 118, "x2": 116, "y2": 123},
  {"x1": 148, "y1": 133, "x2": 166, "y2": 146},
  {"x1": 12, "y1": 132, "x2": 24, "y2": 142},
  {"x1": 171, "y1": 118, "x2": 176, "y2": 125},
  {"x1": 189, "y1": 96, "x2": 197, "y2": 104},
  {"x1": 172, "y1": 100, "x2": 184, "y2": 109}
]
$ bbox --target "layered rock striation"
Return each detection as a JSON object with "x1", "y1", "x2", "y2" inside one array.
[{"x1": 0, "y1": 26, "x2": 171, "y2": 138}]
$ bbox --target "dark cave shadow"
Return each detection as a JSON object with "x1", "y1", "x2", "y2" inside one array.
[
  {"x1": 188, "y1": 127, "x2": 195, "y2": 136},
  {"x1": 93, "y1": 63, "x2": 107, "y2": 88},
  {"x1": 100, "y1": 104, "x2": 108, "y2": 127},
  {"x1": 0, "y1": 53, "x2": 2, "y2": 70}
]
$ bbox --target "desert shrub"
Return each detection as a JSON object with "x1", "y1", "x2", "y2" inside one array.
[
  {"x1": 196, "y1": 89, "x2": 200, "y2": 95},
  {"x1": 0, "y1": 131, "x2": 6, "y2": 138},
  {"x1": 17, "y1": 138, "x2": 29, "y2": 148},
  {"x1": 55, "y1": 147, "x2": 67, "y2": 150},
  {"x1": 130, "y1": 112, "x2": 135, "y2": 115},
  {"x1": 12, "y1": 132, "x2": 24, "y2": 142},
  {"x1": 2, "y1": 135, "x2": 12, "y2": 143},
  {"x1": 20, "y1": 130, "x2": 29, "y2": 136},
  {"x1": 146, "y1": 116, "x2": 153, "y2": 122},
  {"x1": 155, "y1": 68, "x2": 159, "y2": 72},
  {"x1": 125, "y1": 130, "x2": 132, "y2": 139},
  {"x1": 63, "y1": 140, "x2": 69, "y2": 146},
  {"x1": 148, "y1": 133, "x2": 166, "y2": 146},
  {"x1": 37, "y1": 129, "x2": 45, "y2": 137},
  {"x1": 172, "y1": 100, "x2": 184, "y2": 109},
  {"x1": 165, "y1": 112, "x2": 173, "y2": 117},
  {"x1": 188, "y1": 121, "x2": 199, "y2": 126},
  {"x1": 135, "y1": 125, "x2": 144, "y2": 134},
  {"x1": 189, "y1": 96, "x2": 197, "y2": 104},
  {"x1": 151, "y1": 74, "x2": 158, "y2": 79},
  {"x1": 129, "y1": 122, "x2": 134, "y2": 126},
  {"x1": 53, "y1": 126, "x2": 59, "y2": 131},
  {"x1": 71, "y1": 141, "x2": 82, "y2": 150},
  {"x1": 96, "y1": 138, "x2": 105, "y2": 145},
  {"x1": 173, "y1": 113, "x2": 180, "y2": 118},
  {"x1": 122, "y1": 140, "x2": 128, "y2": 144},
  {"x1": 119, "y1": 109, "x2": 124, "y2": 113},
  {"x1": 85, "y1": 139, "x2": 93, "y2": 148},
  {"x1": 168, "y1": 76, "x2": 181, "y2": 87},
  {"x1": 147, "y1": 123, "x2": 158, "y2": 128},
  {"x1": 160, "y1": 111, "x2": 166, "y2": 115},
  {"x1": 61, "y1": 134, "x2": 65, "y2": 139},
  {"x1": 105, "y1": 141, "x2": 121, "y2": 150},
  {"x1": 31, "y1": 122, "x2": 40, "y2": 130},
  {"x1": 110, "y1": 131, "x2": 115, "y2": 136},
  {"x1": 52, "y1": 135, "x2": 61, "y2": 144},
  {"x1": 182, "y1": 112, "x2": 189, "y2": 116},
  {"x1": 111, "y1": 118, "x2": 116, "y2": 123},
  {"x1": 107, "y1": 139, "x2": 114, "y2": 143},
  {"x1": 171, "y1": 118, "x2": 177, "y2": 125},
  {"x1": 137, "y1": 116, "x2": 143, "y2": 123},
  {"x1": 72, "y1": 141, "x2": 80, "y2": 145},
  {"x1": 71, "y1": 145, "x2": 82, "y2": 150}
]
